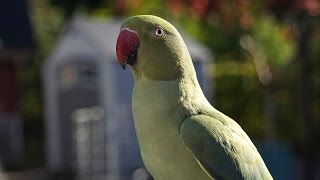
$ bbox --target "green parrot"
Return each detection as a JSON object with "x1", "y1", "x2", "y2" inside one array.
[{"x1": 116, "y1": 15, "x2": 273, "y2": 180}]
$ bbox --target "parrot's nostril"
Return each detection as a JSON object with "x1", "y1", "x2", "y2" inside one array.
[{"x1": 127, "y1": 50, "x2": 138, "y2": 66}]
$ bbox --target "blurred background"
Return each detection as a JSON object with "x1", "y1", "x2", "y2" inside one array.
[{"x1": 0, "y1": 0, "x2": 320, "y2": 179}]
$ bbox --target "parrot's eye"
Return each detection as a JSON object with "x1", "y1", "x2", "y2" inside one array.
[{"x1": 154, "y1": 27, "x2": 165, "y2": 37}]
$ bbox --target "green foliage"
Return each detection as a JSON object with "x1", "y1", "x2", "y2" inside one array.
[
  {"x1": 127, "y1": 0, "x2": 169, "y2": 16},
  {"x1": 50, "y1": 0, "x2": 113, "y2": 17},
  {"x1": 309, "y1": 29, "x2": 320, "y2": 131},
  {"x1": 214, "y1": 74, "x2": 266, "y2": 138},
  {"x1": 25, "y1": 0, "x2": 319, "y2": 148},
  {"x1": 252, "y1": 16, "x2": 296, "y2": 68},
  {"x1": 20, "y1": 0, "x2": 64, "y2": 122},
  {"x1": 309, "y1": 30, "x2": 320, "y2": 63},
  {"x1": 176, "y1": 17, "x2": 246, "y2": 62},
  {"x1": 274, "y1": 65, "x2": 300, "y2": 142},
  {"x1": 15, "y1": 0, "x2": 64, "y2": 168}
]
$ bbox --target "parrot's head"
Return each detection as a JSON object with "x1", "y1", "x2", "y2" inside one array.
[{"x1": 116, "y1": 15, "x2": 193, "y2": 81}]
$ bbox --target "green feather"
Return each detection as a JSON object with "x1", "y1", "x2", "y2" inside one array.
[{"x1": 180, "y1": 115, "x2": 272, "y2": 179}]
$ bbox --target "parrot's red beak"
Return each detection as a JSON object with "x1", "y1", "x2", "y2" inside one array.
[{"x1": 116, "y1": 28, "x2": 140, "y2": 70}]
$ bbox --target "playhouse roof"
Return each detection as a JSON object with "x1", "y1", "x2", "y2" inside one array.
[{"x1": 48, "y1": 16, "x2": 212, "y2": 65}]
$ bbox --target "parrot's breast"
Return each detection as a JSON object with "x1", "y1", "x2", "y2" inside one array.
[{"x1": 132, "y1": 80, "x2": 211, "y2": 180}]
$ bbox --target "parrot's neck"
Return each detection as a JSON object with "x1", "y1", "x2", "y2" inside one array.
[
  {"x1": 132, "y1": 48, "x2": 210, "y2": 124},
  {"x1": 132, "y1": 68, "x2": 209, "y2": 126},
  {"x1": 131, "y1": 69, "x2": 213, "y2": 180}
]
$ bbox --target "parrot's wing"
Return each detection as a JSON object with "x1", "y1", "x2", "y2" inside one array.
[{"x1": 180, "y1": 114, "x2": 260, "y2": 180}]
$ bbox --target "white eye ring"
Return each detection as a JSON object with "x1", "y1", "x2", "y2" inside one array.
[{"x1": 154, "y1": 27, "x2": 165, "y2": 37}]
